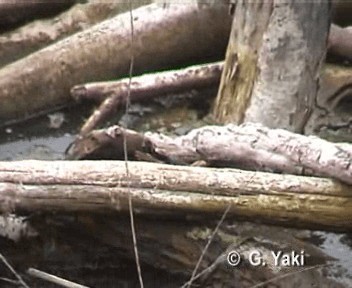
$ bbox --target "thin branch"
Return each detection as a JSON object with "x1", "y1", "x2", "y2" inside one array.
[
  {"x1": 124, "y1": 1, "x2": 144, "y2": 288},
  {"x1": 185, "y1": 204, "x2": 231, "y2": 288},
  {"x1": 0, "y1": 253, "x2": 30, "y2": 288},
  {"x1": 27, "y1": 268, "x2": 89, "y2": 288}
]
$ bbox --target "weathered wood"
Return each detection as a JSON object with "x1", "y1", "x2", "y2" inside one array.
[
  {"x1": 0, "y1": 2, "x2": 231, "y2": 125},
  {"x1": 71, "y1": 62, "x2": 223, "y2": 135},
  {"x1": 213, "y1": 1, "x2": 272, "y2": 124},
  {"x1": 213, "y1": 1, "x2": 331, "y2": 134},
  {"x1": 0, "y1": 160, "x2": 351, "y2": 231},
  {"x1": 66, "y1": 123, "x2": 352, "y2": 185},
  {"x1": 0, "y1": 1, "x2": 151, "y2": 68}
]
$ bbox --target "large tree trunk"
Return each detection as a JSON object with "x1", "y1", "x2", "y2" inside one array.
[{"x1": 213, "y1": 1, "x2": 331, "y2": 134}]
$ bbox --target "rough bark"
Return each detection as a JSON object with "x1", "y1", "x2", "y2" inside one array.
[
  {"x1": 0, "y1": 160, "x2": 351, "y2": 231},
  {"x1": 71, "y1": 62, "x2": 222, "y2": 135},
  {"x1": 66, "y1": 123, "x2": 352, "y2": 185},
  {"x1": 213, "y1": 1, "x2": 273, "y2": 124},
  {"x1": 0, "y1": 1, "x2": 151, "y2": 68},
  {"x1": 0, "y1": 2, "x2": 231, "y2": 126},
  {"x1": 213, "y1": 1, "x2": 331, "y2": 134}
]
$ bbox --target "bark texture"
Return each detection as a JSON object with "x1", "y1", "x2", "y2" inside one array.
[
  {"x1": 213, "y1": 1, "x2": 331, "y2": 134},
  {"x1": 0, "y1": 159, "x2": 351, "y2": 231},
  {"x1": 67, "y1": 123, "x2": 352, "y2": 185},
  {"x1": 213, "y1": 0, "x2": 273, "y2": 124}
]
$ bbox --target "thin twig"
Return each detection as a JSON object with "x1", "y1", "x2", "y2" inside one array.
[
  {"x1": 184, "y1": 204, "x2": 231, "y2": 288},
  {"x1": 0, "y1": 253, "x2": 30, "y2": 288},
  {"x1": 0, "y1": 277, "x2": 21, "y2": 285},
  {"x1": 181, "y1": 254, "x2": 226, "y2": 288},
  {"x1": 27, "y1": 268, "x2": 89, "y2": 288},
  {"x1": 123, "y1": 1, "x2": 144, "y2": 287}
]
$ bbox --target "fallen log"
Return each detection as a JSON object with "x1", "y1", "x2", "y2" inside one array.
[
  {"x1": 71, "y1": 62, "x2": 223, "y2": 135},
  {"x1": 66, "y1": 123, "x2": 352, "y2": 185},
  {"x1": 0, "y1": 1, "x2": 151, "y2": 68},
  {"x1": 0, "y1": 2, "x2": 231, "y2": 126},
  {"x1": 71, "y1": 61, "x2": 352, "y2": 137},
  {"x1": 0, "y1": 160, "x2": 351, "y2": 231}
]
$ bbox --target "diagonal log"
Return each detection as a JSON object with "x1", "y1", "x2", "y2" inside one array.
[
  {"x1": 0, "y1": 1, "x2": 151, "y2": 68},
  {"x1": 0, "y1": 2, "x2": 231, "y2": 125}
]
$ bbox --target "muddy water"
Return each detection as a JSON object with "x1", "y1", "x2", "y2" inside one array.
[{"x1": 0, "y1": 103, "x2": 351, "y2": 287}]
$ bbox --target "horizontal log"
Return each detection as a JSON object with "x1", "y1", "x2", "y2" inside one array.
[
  {"x1": 0, "y1": 160, "x2": 351, "y2": 231},
  {"x1": 67, "y1": 123, "x2": 352, "y2": 185}
]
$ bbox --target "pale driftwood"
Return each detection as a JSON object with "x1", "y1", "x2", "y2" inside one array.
[
  {"x1": 0, "y1": 1, "x2": 151, "y2": 68},
  {"x1": 0, "y1": 160, "x2": 351, "y2": 231},
  {"x1": 27, "y1": 268, "x2": 89, "y2": 288},
  {"x1": 71, "y1": 62, "x2": 222, "y2": 135},
  {"x1": 66, "y1": 123, "x2": 352, "y2": 185},
  {"x1": 0, "y1": 2, "x2": 231, "y2": 126}
]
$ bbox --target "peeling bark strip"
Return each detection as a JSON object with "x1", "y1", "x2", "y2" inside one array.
[
  {"x1": 0, "y1": 1, "x2": 151, "y2": 68},
  {"x1": 0, "y1": 2, "x2": 231, "y2": 124},
  {"x1": 72, "y1": 62, "x2": 223, "y2": 135},
  {"x1": 0, "y1": 160, "x2": 351, "y2": 231},
  {"x1": 214, "y1": 1, "x2": 331, "y2": 134}
]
